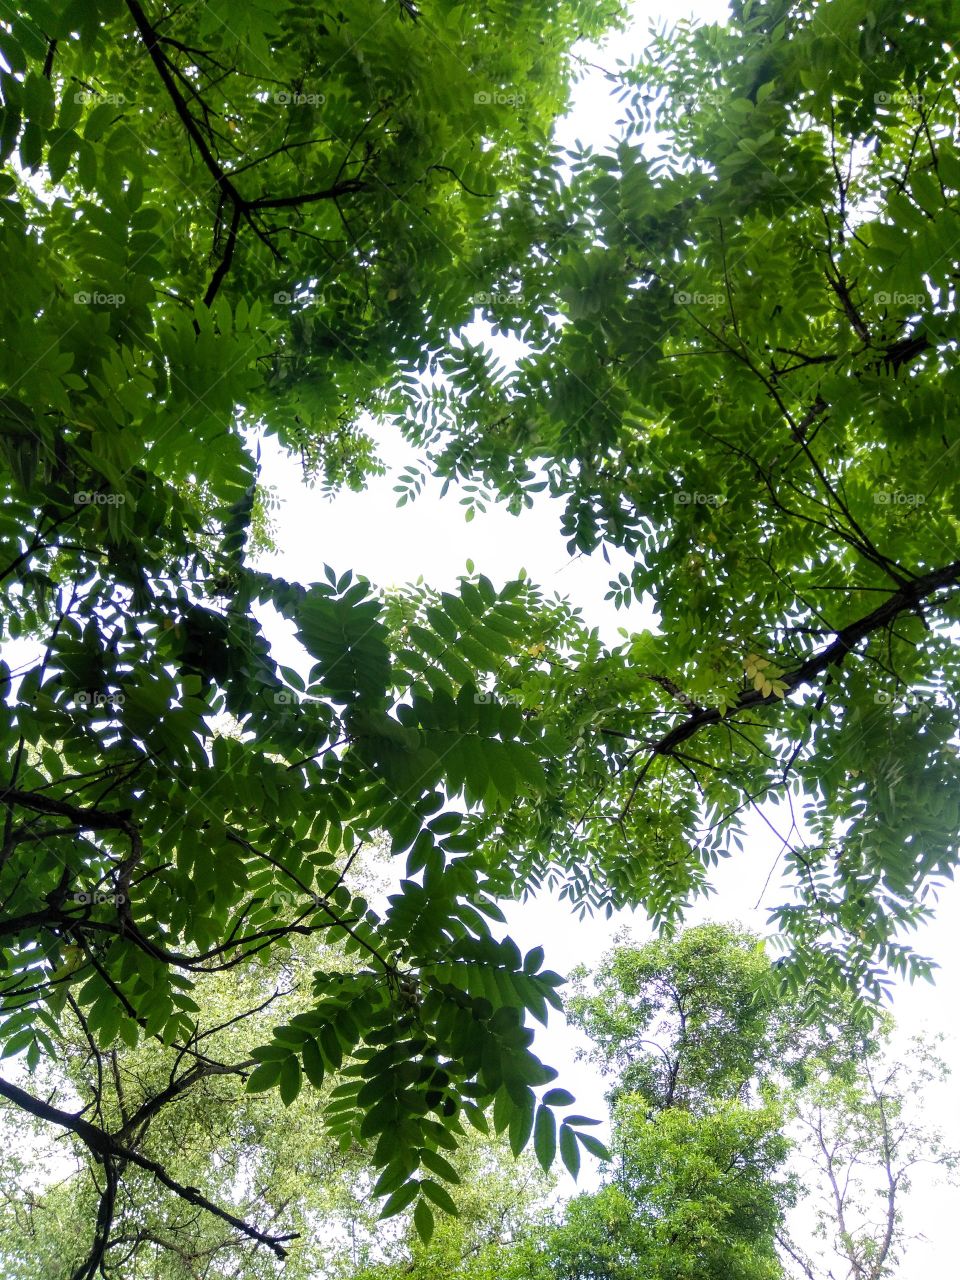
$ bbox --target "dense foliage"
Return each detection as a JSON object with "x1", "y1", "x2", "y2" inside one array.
[
  {"x1": 0, "y1": 916, "x2": 556, "y2": 1278},
  {"x1": 1, "y1": 0, "x2": 959, "y2": 1270},
  {"x1": 558, "y1": 926, "x2": 795, "y2": 1280},
  {"x1": 5, "y1": 924, "x2": 952, "y2": 1277},
  {"x1": 561, "y1": 927, "x2": 957, "y2": 1280},
  {"x1": 0, "y1": 0, "x2": 620, "y2": 1266},
  {"x1": 401, "y1": 0, "x2": 960, "y2": 989}
]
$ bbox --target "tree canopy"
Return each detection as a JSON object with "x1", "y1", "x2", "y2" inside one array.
[
  {"x1": 1, "y1": 0, "x2": 959, "y2": 1271},
  {"x1": 0, "y1": 912, "x2": 556, "y2": 1278},
  {"x1": 8, "y1": 922, "x2": 948, "y2": 1277},
  {"x1": 558, "y1": 926, "x2": 957, "y2": 1280},
  {"x1": 401, "y1": 0, "x2": 960, "y2": 992}
]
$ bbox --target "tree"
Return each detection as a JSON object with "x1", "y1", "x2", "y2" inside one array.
[
  {"x1": 554, "y1": 925, "x2": 795, "y2": 1280},
  {"x1": 401, "y1": 0, "x2": 960, "y2": 992},
  {"x1": 549, "y1": 1102, "x2": 791, "y2": 1280},
  {"x1": 2, "y1": 0, "x2": 960, "y2": 1268},
  {"x1": 779, "y1": 1027, "x2": 959, "y2": 1280},
  {"x1": 566, "y1": 923, "x2": 791, "y2": 1110},
  {"x1": 0, "y1": 924, "x2": 555, "y2": 1278},
  {"x1": 0, "y1": 957, "x2": 336, "y2": 1277},
  {"x1": 0, "y1": 0, "x2": 620, "y2": 1266},
  {"x1": 6, "y1": 921, "x2": 953, "y2": 1279},
  {"x1": 555, "y1": 926, "x2": 958, "y2": 1280}
]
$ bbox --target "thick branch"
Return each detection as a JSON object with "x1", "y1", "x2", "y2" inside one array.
[
  {"x1": 654, "y1": 558, "x2": 960, "y2": 757},
  {"x1": 113, "y1": 1058, "x2": 253, "y2": 1141},
  {"x1": 0, "y1": 786, "x2": 134, "y2": 836},
  {"x1": 0, "y1": 1075, "x2": 296, "y2": 1258},
  {"x1": 249, "y1": 179, "x2": 367, "y2": 211},
  {"x1": 618, "y1": 557, "x2": 960, "y2": 816}
]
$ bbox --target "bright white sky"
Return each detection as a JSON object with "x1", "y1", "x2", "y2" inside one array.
[{"x1": 254, "y1": 1, "x2": 960, "y2": 1273}]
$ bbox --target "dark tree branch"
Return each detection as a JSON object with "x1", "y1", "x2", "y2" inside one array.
[
  {"x1": 114, "y1": 1057, "x2": 254, "y2": 1142},
  {"x1": 0, "y1": 786, "x2": 135, "y2": 836},
  {"x1": 0, "y1": 1075, "x2": 297, "y2": 1258},
  {"x1": 125, "y1": 0, "x2": 369, "y2": 306},
  {"x1": 427, "y1": 164, "x2": 495, "y2": 198},
  {"x1": 41, "y1": 39, "x2": 57, "y2": 80},
  {"x1": 620, "y1": 557, "x2": 960, "y2": 817},
  {"x1": 248, "y1": 178, "x2": 367, "y2": 211},
  {"x1": 71, "y1": 1151, "x2": 118, "y2": 1280},
  {"x1": 202, "y1": 199, "x2": 242, "y2": 307},
  {"x1": 124, "y1": 0, "x2": 239, "y2": 204}
]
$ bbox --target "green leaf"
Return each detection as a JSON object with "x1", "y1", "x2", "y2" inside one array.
[
  {"x1": 373, "y1": 1154, "x2": 419, "y2": 1198},
  {"x1": 542, "y1": 1087, "x2": 575, "y2": 1107},
  {"x1": 508, "y1": 1085, "x2": 536, "y2": 1157},
  {"x1": 18, "y1": 121, "x2": 42, "y2": 171},
  {"x1": 559, "y1": 1122, "x2": 581, "y2": 1179},
  {"x1": 279, "y1": 1054, "x2": 302, "y2": 1106},
  {"x1": 575, "y1": 1131, "x2": 611, "y2": 1162},
  {"x1": 83, "y1": 101, "x2": 118, "y2": 143},
  {"x1": 379, "y1": 1180, "x2": 420, "y2": 1220},
  {"x1": 533, "y1": 1104, "x2": 556, "y2": 1172},
  {"x1": 319, "y1": 1023, "x2": 343, "y2": 1070},
  {"x1": 301, "y1": 1036, "x2": 325, "y2": 1089},
  {"x1": 413, "y1": 1198, "x2": 435, "y2": 1243},
  {"x1": 420, "y1": 1148, "x2": 461, "y2": 1184},
  {"x1": 420, "y1": 1178, "x2": 459, "y2": 1216},
  {"x1": 0, "y1": 1029, "x2": 34, "y2": 1059},
  {"x1": 246, "y1": 1061, "x2": 283, "y2": 1093}
]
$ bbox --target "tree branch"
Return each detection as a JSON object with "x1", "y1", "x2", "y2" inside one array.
[
  {"x1": 0, "y1": 1075, "x2": 296, "y2": 1258},
  {"x1": 621, "y1": 557, "x2": 960, "y2": 815},
  {"x1": 125, "y1": 0, "x2": 368, "y2": 306}
]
